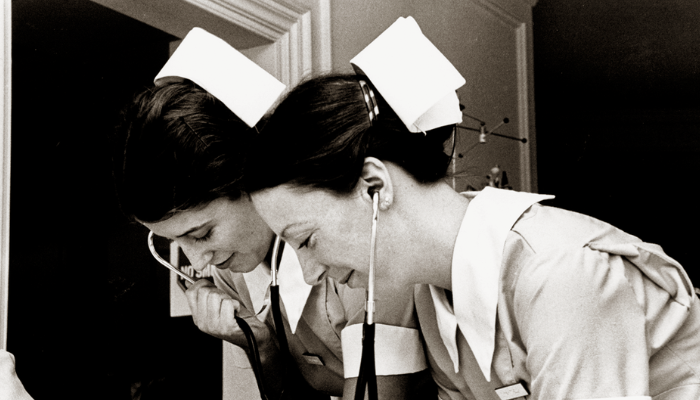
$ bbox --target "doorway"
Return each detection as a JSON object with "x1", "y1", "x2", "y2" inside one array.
[{"x1": 10, "y1": 0, "x2": 222, "y2": 398}]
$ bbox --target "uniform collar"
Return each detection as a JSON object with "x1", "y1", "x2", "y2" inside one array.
[
  {"x1": 276, "y1": 243, "x2": 313, "y2": 333},
  {"x1": 437, "y1": 187, "x2": 553, "y2": 381}
]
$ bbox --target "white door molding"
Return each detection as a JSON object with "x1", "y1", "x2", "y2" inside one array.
[
  {"x1": 93, "y1": 0, "x2": 331, "y2": 85},
  {"x1": 0, "y1": 0, "x2": 11, "y2": 350},
  {"x1": 471, "y1": 0, "x2": 538, "y2": 192},
  {"x1": 444, "y1": 0, "x2": 537, "y2": 193},
  {"x1": 184, "y1": 0, "x2": 332, "y2": 84}
]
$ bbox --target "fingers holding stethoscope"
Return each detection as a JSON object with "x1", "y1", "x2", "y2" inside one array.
[{"x1": 185, "y1": 279, "x2": 260, "y2": 349}]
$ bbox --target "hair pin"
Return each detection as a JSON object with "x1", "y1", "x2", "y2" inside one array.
[{"x1": 358, "y1": 80, "x2": 379, "y2": 125}]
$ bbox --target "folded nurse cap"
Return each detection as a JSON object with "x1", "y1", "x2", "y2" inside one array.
[
  {"x1": 350, "y1": 17, "x2": 466, "y2": 133},
  {"x1": 154, "y1": 27, "x2": 286, "y2": 128}
]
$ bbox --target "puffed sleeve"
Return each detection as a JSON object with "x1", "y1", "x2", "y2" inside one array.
[
  {"x1": 341, "y1": 323, "x2": 427, "y2": 378},
  {"x1": 339, "y1": 282, "x2": 428, "y2": 378},
  {"x1": 513, "y1": 246, "x2": 653, "y2": 400}
]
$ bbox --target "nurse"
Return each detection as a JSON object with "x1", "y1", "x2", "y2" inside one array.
[
  {"x1": 246, "y1": 17, "x2": 700, "y2": 400},
  {"x1": 112, "y1": 28, "x2": 432, "y2": 399}
]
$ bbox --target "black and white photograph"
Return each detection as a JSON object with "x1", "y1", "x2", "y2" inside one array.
[{"x1": 1, "y1": 1, "x2": 699, "y2": 399}]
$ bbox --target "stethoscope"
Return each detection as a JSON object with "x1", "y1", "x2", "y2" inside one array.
[
  {"x1": 146, "y1": 193, "x2": 380, "y2": 400},
  {"x1": 147, "y1": 232, "x2": 285, "y2": 400},
  {"x1": 353, "y1": 191, "x2": 379, "y2": 400}
]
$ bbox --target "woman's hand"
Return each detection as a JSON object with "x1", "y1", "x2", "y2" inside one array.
[
  {"x1": 186, "y1": 279, "x2": 286, "y2": 398},
  {"x1": 0, "y1": 350, "x2": 34, "y2": 400},
  {"x1": 185, "y1": 279, "x2": 274, "y2": 350}
]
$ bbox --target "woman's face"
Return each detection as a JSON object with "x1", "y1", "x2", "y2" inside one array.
[
  {"x1": 251, "y1": 185, "x2": 374, "y2": 288},
  {"x1": 142, "y1": 196, "x2": 274, "y2": 273}
]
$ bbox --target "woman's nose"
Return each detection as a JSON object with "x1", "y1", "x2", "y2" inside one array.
[
  {"x1": 297, "y1": 251, "x2": 328, "y2": 286},
  {"x1": 178, "y1": 242, "x2": 214, "y2": 272}
]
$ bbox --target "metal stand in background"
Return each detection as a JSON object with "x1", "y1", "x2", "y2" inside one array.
[{"x1": 456, "y1": 104, "x2": 526, "y2": 146}]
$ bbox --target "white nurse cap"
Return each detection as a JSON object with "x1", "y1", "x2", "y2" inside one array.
[
  {"x1": 350, "y1": 17, "x2": 466, "y2": 134},
  {"x1": 154, "y1": 27, "x2": 286, "y2": 128}
]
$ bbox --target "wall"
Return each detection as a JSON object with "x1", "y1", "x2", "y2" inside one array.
[
  {"x1": 331, "y1": 0, "x2": 538, "y2": 192},
  {"x1": 330, "y1": 0, "x2": 410, "y2": 72}
]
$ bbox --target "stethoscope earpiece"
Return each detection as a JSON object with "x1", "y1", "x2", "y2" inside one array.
[{"x1": 354, "y1": 188, "x2": 380, "y2": 400}]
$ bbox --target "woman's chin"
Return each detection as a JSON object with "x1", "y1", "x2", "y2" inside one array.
[
  {"x1": 227, "y1": 255, "x2": 261, "y2": 274},
  {"x1": 218, "y1": 254, "x2": 261, "y2": 274},
  {"x1": 346, "y1": 271, "x2": 368, "y2": 289},
  {"x1": 229, "y1": 261, "x2": 261, "y2": 274}
]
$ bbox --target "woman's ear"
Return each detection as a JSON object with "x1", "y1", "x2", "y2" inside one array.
[{"x1": 359, "y1": 157, "x2": 394, "y2": 211}]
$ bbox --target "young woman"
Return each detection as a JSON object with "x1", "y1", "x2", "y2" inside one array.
[
  {"x1": 111, "y1": 28, "x2": 433, "y2": 399},
  {"x1": 244, "y1": 35, "x2": 700, "y2": 400}
]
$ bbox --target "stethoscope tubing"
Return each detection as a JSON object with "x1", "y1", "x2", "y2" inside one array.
[
  {"x1": 235, "y1": 315, "x2": 270, "y2": 400},
  {"x1": 354, "y1": 192, "x2": 380, "y2": 400},
  {"x1": 355, "y1": 323, "x2": 377, "y2": 400},
  {"x1": 147, "y1": 231, "x2": 196, "y2": 284},
  {"x1": 268, "y1": 236, "x2": 295, "y2": 398},
  {"x1": 237, "y1": 236, "x2": 286, "y2": 400}
]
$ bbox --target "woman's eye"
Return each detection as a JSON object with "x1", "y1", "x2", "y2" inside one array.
[
  {"x1": 298, "y1": 235, "x2": 312, "y2": 250},
  {"x1": 194, "y1": 230, "x2": 212, "y2": 243}
]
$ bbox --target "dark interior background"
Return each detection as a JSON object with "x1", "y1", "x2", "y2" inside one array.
[
  {"x1": 9, "y1": 1, "x2": 222, "y2": 399},
  {"x1": 533, "y1": 0, "x2": 700, "y2": 285}
]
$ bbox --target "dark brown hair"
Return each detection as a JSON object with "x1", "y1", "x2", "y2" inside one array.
[
  {"x1": 112, "y1": 80, "x2": 255, "y2": 222},
  {"x1": 245, "y1": 74, "x2": 454, "y2": 194}
]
